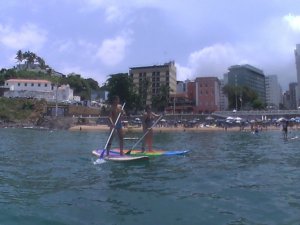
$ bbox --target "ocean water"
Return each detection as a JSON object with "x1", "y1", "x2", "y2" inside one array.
[{"x1": 0, "y1": 128, "x2": 299, "y2": 225}]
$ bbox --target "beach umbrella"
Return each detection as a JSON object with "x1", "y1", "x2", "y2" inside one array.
[{"x1": 276, "y1": 117, "x2": 287, "y2": 122}]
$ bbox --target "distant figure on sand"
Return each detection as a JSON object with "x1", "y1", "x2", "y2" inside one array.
[
  {"x1": 142, "y1": 105, "x2": 160, "y2": 152},
  {"x1": 107, "y1": 96, "x2": 124, "y2": 155},
  {"x1": 282, "y1": 120, "x2": 288, "y2": 140}
]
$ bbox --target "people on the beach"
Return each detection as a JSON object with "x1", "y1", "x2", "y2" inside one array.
[
  {"x1": 141, "y1": 105, "x2": 160, "y2": 152},
  {"x1": 282, "y1": 120, "x2": 288, "y2": 140},
  {"x1": 107, "y1": 95, "x2": 124, "y2": 155}
]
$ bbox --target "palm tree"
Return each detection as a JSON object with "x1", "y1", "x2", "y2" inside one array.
[
  {"x1": 36, "y1": 56, "x2": 46, "y2": 69},
  {"x1": 15, "y1": 50, "x2": 23, "y2": 65}
]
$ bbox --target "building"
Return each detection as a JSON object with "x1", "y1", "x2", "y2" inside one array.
[
  {"x1": 3, "y1": 79, "x2": 75, "y2": 102},
  {"x1": 265, "y1": 75, "x2": 282, "y2": 109},
  {"x1": 226, "y1": 64, "x2": 266, "y2": 107},
  {"x1": 129, "y1": 61, "x2": 177, "y2": 105},
  {"x1": 294, "y1": 44, "x2": 300, "y2": 107},
  {"x1": 56, "y1": 85, "x2": 74, "y2": 102},
  {"x1": 195, "y1": 77, "x2": 221, "y2": 113},
  {"x1": 288, "y1": 82, "x2": 298, "y2": 109},
  {"x1": 176, "y1": 80, "x2": 188, "y2": 93},
  {"x1": 4, "y1": 79, "x2": 54, "y2": 100},
  {"x1": 219, "y1": 78, "x2": 229, "y2": 111}
]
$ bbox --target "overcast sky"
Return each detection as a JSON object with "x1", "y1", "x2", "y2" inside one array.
[{"x1": 1, "y1": 0, "x2": 300, "y2": 90}]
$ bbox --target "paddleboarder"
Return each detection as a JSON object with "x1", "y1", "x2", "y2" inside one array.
[
  {"x1": 142, "y1": 105, "x2": 160, "y2": 152},
  {"x1": 107, "y1": 96, "x2": 125, "y2": 155},
  {"x1": 282, "y1": 120, "x2": 288, "y2": 140}
]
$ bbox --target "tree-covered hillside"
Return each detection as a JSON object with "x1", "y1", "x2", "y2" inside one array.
[{"x1": 0, "y1": 50, "x2": 101, "y2": 101}]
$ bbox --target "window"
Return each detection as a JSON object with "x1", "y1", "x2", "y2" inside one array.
[
  {"x1": 38, "y1": 83, "x2": 41, "y2": 87},
  {"x1": 25, "y1": 83, "x2": 27, "y2": 86},
  {"x1": 18, "y1": 83, "x2": 20, "y2": 86},
  {"x1": 45, "y1": 84, "x2": 47, "y2": 87}
]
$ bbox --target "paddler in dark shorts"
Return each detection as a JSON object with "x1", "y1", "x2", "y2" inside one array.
[
  {"x1": 282, "y1": 120, "x2": 288, "y2": 140},
  {"x1": 141, "y1": 105, "x2": 159, "y2": 152},
  {"x1": 107, "y1": 95, "x2": 124, "y2": 155}
]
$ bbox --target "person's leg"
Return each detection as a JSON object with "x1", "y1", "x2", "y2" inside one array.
[
  {"x1": 141, "y1": 129, "x2": 146, "y2": 152},
  {"x1": 148, "y1": 130, "x2": 153, "y2": 151},
  {"x1": 118, "y1": 129, "x2": 124, "y2": 155}
]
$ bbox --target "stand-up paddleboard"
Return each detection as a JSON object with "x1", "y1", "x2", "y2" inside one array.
[
  {"x1": 92, "y1": 149, "x2": 149, "y2": 162},
  {"x1": 110, "y1": 149, "x2": 190, "y2": 156},
  {"x1": 287, "y1": 136, "x2": 299, "y2": 141}
]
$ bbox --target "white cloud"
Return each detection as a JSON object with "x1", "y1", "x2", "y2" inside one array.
[
  {"x1": 187, "y1": 43, "x2": 243, "y2": 77},
  {"x1": 96, "y1": 33, "x2": 132, "y2": 66},
  {"x1": 56, "y1": 40, "x2": 75, "y2": 53},
  {"x1": 0, "y1": 23, "x2": 47, "y2": 50},
  {"x1": 283, "y1": 14, "x2": 300, "y2": 32},
  {"x1": 175, "y1": 63, "x2": 192, "y2": 81}
]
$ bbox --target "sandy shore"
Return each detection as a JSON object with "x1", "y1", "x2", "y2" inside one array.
[{"x1": 69, "y1": 124, "x2": 284, "y2": 133}]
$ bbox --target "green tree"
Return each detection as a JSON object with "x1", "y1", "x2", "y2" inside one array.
[
  {"x1": 15, "y1": 50, "x2": 23, "y2": 65},
  {"x1": 105, "y1": 73, "x2": 141, "y2": 112},
  {"x1": 152, "y1": 85, "x2": 170, "y2": 112},
  {"x1": 223, "y1": 84, "x2": 260, "y2": 110}
]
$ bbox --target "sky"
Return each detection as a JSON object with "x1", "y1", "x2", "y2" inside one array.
[{"x1": 1, "y1": 0, "x2": 300, "y2": 90}]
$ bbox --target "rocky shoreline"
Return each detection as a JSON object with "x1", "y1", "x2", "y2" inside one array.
[{"x1": 0, "y1": 116, "x2": 76, "y2": 130}]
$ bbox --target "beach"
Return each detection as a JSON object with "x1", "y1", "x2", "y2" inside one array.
[{"x1": 68, "y1": 124, "x2": 285, "y2": 132}]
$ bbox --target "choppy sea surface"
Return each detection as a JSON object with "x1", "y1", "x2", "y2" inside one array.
[{"x1": 0, "y1": 128, "x2": 299, "y2": 225}]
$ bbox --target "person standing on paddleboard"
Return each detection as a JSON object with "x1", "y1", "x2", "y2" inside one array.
[
  {"x1": 142, "y1": 105, "x2": 159, "y2": 152},
  {"x1": 282, "y1": 120, "x2": 288, "y2": 140},
  {"x1": 108, "y1": 96, "x2": 125, "y2": 155}
]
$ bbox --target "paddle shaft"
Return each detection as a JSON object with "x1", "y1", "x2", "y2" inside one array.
[
  {"x1": 126, "y1": 114, "x2": 163, "y2": 154},
  {"x1": 101, "y1": 102, "x2": 126, "y2": 157}
]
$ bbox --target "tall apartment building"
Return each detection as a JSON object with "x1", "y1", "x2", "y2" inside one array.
[
  {"x1": 265, "y1": 75, "x2": 282, "y2": 109},
  {"x1": 195, "y1": 77, "x2": 220, "y2": 113},
  {"x1": 289, "y1": 82, "x2": 298, "y2": 109},
  {"x1": 129, "y1": 61, "x2": 176, "y2": 105},
  {"x1": 219, "y1": 79, "x2": 229, "y2": 111},
  {"x1": 226, "y1": 64, "x2": 266, "y2": 105},
  {"x1": 294, "y1": 44, "x2": 300, "y2": 107}
]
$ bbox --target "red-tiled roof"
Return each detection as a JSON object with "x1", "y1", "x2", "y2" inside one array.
[{"x1": 6, "y1": 79, "x2": 51, "y2": 83}]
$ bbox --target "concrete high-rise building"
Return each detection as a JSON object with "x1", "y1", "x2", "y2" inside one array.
[
  {"x1": 294, "y1": 44, "x2": 300, "y2": 107},
  {"x1": 226, "y1": 64, "x2": 266, "y2": 107},
  {"x1": 265, "y1": 75, "x2": 282, "y2": 109},
  {"x1": 219, "y1": 79, "x2": 229, "y2": 111},
  {"x1": 129, "y1": 61, "x2": 176, "y2": 105},
  {"x1": 289, "y1": 82, "x2": 298, "y2": 109}
]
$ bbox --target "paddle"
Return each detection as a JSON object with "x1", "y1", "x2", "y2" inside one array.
[
  {"x1": 100, "y1": 102, "x2": 126, "y2": 158},
  {"x1": 126, "y1": 114, "x2": 163, "y2": 155}
]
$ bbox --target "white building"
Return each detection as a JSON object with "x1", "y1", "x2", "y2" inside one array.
[
  {"x1": 3, "y1": 79, "x2": 75, "y2": 102},
  {"x1": 55, "y1": 85, "x2": 74, "y2": 102},
  {"x1": 265, "y1": 75, "x2": 282, "y2": 109},
  {"x1": 4, "y1": 79, "x2": 54, "y2": 99}
]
